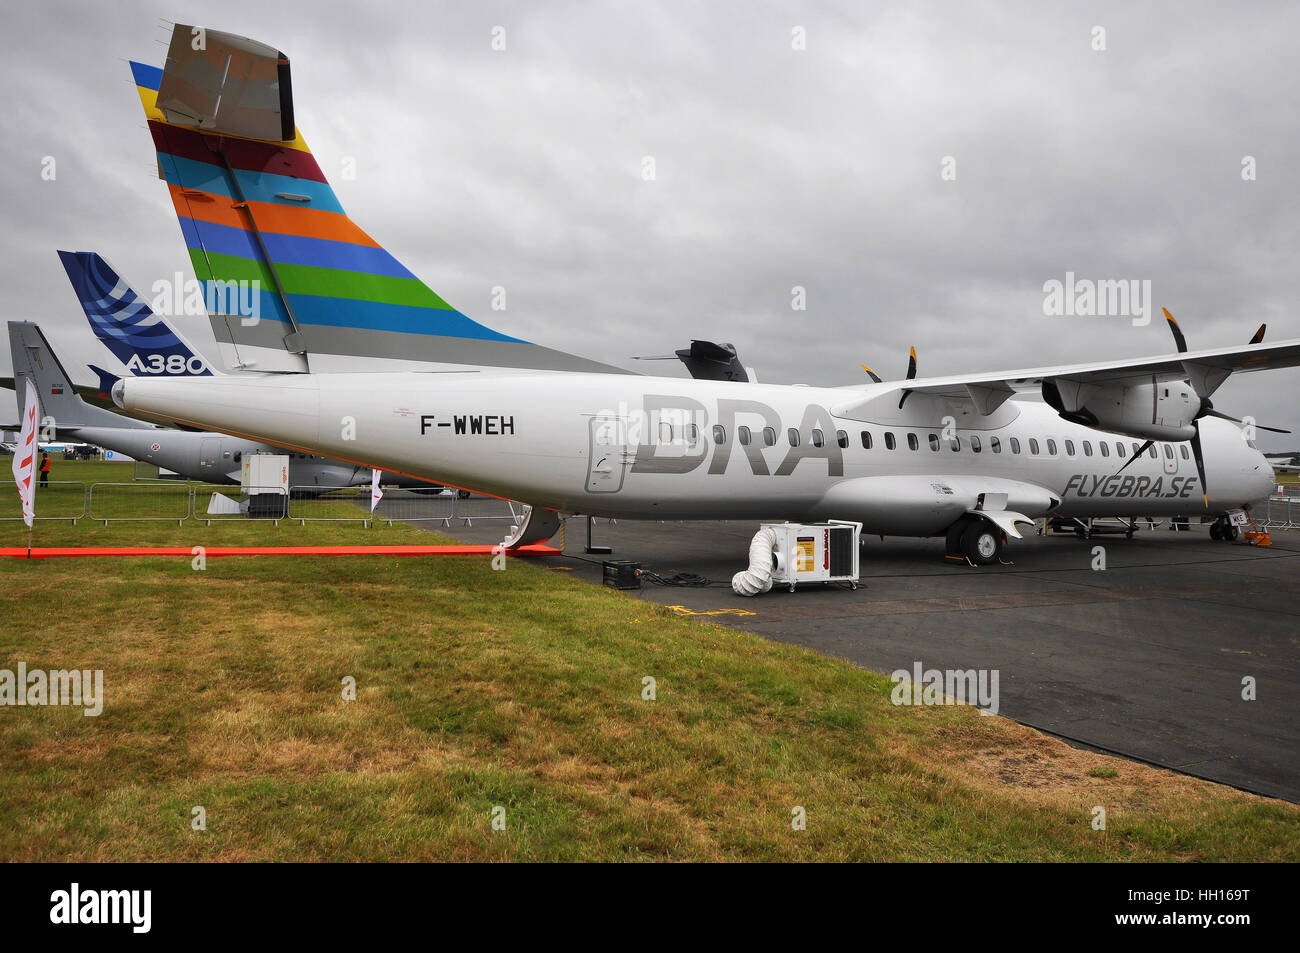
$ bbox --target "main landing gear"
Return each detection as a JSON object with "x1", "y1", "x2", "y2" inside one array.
[{"x1": 944, "y1": 515, "x2": 1005, "y2": 566}]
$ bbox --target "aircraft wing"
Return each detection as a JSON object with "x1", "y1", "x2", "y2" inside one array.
[{"x1": 835, "y1": 338, "x2": 1300, "y2": 416}]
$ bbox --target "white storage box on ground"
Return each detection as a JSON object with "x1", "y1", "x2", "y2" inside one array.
[
  {"x1": 240, "y1": 453, "x2": 289, "y2": 518},
  {"x1": 732, "y1": 520, "x2": 862, "y2": 595}
]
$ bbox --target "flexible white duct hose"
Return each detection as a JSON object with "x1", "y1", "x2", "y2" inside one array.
[{"x1": 732, "y1": 525, "x2": 781, "y2": 596}]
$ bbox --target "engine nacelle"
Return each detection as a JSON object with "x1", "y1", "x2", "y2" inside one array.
[{"x1": 1043, "y1": 379, "x2": 1197, "y2": 441}]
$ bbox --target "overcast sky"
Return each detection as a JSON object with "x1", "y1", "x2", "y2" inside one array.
[{"x1": 2, "y1": 0, "x2": 1298, "y2": 449}]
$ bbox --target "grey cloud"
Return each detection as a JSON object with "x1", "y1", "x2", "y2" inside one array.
[{"x1": 1, "y1": 0, "x2": 1296, "y2": 448}]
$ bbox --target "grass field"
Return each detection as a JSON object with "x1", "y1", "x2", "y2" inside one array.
[{"x1": 1, "y1": 462, "x2": 1296, "y2": 860}]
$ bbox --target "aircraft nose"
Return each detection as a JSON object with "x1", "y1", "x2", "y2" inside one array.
[{"x1": 1247, "y1": 453, "x2": 1275, "y2": 502}]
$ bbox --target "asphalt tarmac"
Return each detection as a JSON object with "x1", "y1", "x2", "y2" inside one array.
[{"x1": 438, "y1": 500, "x2": 1300, "y2": 802}]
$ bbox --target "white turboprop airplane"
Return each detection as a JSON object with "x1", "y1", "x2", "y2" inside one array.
[{"x1": 113, "y1": 26, "x2": 1296, "y2": 563}]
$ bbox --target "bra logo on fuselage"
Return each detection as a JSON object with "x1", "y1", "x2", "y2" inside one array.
[{"x1": 623, "y1": 396, "x2": 844, "y2": 477}]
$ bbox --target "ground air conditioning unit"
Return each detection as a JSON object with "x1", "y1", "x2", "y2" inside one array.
[
  {"x1": 733, "y1": 520, "x2": 862, "y2": 595},
  {"x1": 240, "y1": 453, "x2": 290, "y2": 518}
]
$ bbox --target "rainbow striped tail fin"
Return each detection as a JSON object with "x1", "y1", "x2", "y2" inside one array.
[{"x1": 131, "y1": 25, "x2": 625, "y2": 375}]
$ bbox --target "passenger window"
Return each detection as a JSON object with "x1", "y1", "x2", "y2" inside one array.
[
  {"x1": 1163, "y1": 444, "x2": 1173, "y2": 458},
  {"x1": 1065, "y1": 440, "x2": 1075, "y2": 456},
  {"x1": 884, "y1": 432, "x2": 896, "y2": 450},
  {"x1": 837, "y1": 430, "x2": 849, "y2": 449},
  {"x1": 811, "y1": 429, "x2": 824, "y2": 448},
  {"x1": 685, "y1": 423, "x2": 698, "y2": 442},
  {"x1": 1099, "y1": 442, "x2": 1109, "y2": 458},
  {"x1": 928, "y1": 434, "x2": 939, "y2": 451},
  {"x1": 1148, "y1": 444, "x2": 1157, "y2": 459},
  {"x1": 1117, "y1": 443, "x2": 1127, "y2": 458},
  {"x1": 907, "y1": 433, "x2": 919, "y2": 451},
  {"x1": 861, "y1": 431, "x2": 872, "y2": 450},
  {"x1": 1047, "y1": 439, "x2": 1057, "y2": 455},
  {"x1": 949, "y1": 436, "x2": 961, "y2": 452},
  {"x1": 787, "y1": 428, "x2": 800, "y2": 447},
  {"x1": 1009, "y1": 437, "x2": 1020, "y2": 454},
  {"x1": 1083, "y1": 440, "x2": 1092, "y2": 457},
  {"x1": 1179, "y1": 445, "x2": 1189, "y2": 460},
  {"x1": 1029, "y1": 438, "x2": 1040, "y2": 455},
  {"x1": 970, "y1": 436, "x2": 981, "y2": 453},
  {"x1": 659, "y1": 422, "x2": 673, "y2": 444},
  {"x1": 738, "y1": 425, "x2": 751, "y2": 446},
  {"x1": 763, "y1": 427, "x2": 776, "y2": 447},
  {"x1": 713, "y1": 425, "x2": 726, "y2": 445},
  {"x1": 990, "y1": 436, "x2": 1001, "y2": 453}
]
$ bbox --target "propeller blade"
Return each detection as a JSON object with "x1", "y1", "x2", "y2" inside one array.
[
  {"x1": 1162, "y1": 307, "x2": 1187, "y2": 353},
  {"x1": 1190, "y1": 423, "x2": 1208, "y2": 508},
  {"x1": 896, "y1": 348, "x2": 918, "y2": 408},
  {"x1": 1115, "y1": 439, "x2": 1155, "y2": 476},
  {"x1": 861, "y1": 364, "x2": 882, "y2": 383},
  {"x1": 1249, "y1": 323, "x2": 1266, "y2": 345},
  {"x1": 1203, "y1": 409, "x2": 1291, "y2": 434}
]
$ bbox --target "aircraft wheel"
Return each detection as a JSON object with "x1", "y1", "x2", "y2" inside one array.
[
  {"x1": 960, "y1": 519, "x2": 1002, "y2": 566},
  {"x1": 457, "y1": 489, "x2": 472, "y2": 500},
  {"x1": 1209, "y1": 522, "x2": 1222, "y2": 541},
  {"x1": 1224, "y1": 524, "x2": 1240, "y2": 542},
  {"x1": 945, "y1": 518, "x2": 972, "y2": 555}
]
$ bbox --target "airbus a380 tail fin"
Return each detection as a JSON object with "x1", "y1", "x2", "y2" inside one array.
[
  {"x1": 57, "y1": 250, "x2": 216, "y2": 378},
  {"x1": 130, "y1": 25, "x2": 627, "y2": 376}
]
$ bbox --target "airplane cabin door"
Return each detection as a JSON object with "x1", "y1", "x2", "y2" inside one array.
[
  {"x1": 587, "y1": 416, "x2": 631, "y2": 493},
  {"x1": 199, "y1": 437, "x2": 221, "y2": 471}
]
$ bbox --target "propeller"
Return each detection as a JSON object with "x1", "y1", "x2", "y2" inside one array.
[
  {"x1": 860, "y1": 364, "x2": 882, "y2": 383},
  {"x1": 898, "y1": 347, "x2": 917, "y2": 408},
  {"x1": 1114, "y1": 438, "x2": 1155, "y2": 477},
  {"x1": 1158, "y1": 308, "x2": 1291, "y2": 507}
]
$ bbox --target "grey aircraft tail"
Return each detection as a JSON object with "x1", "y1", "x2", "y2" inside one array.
[{"x1": 8, "y1": 321, "x2": 152, "y2": 432}]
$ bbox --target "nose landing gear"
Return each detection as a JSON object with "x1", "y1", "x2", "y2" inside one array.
[{"x1": 1210, "y1": 509, "x2": 1270, "y2": 546}]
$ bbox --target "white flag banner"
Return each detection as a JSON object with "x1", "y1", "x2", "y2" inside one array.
[
  {"x1": 11, "y1": 379, "x2": 40, "y2": 528},
  {"x1": 370, "y1": 468, "x2": 383, "y2": 513}
]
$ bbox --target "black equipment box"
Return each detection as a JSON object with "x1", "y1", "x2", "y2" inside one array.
[{"x1": 602, "y1": 560, "x2": 642, "y2": 590}]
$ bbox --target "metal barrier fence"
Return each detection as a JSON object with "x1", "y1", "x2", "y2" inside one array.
[
  {"x1": 192, "y1": 485, "x2": 290, "y2": 523},
  {"x1": 288, "y1": 486, "x2": 373, "y2": 525},
  {"x1": 286, "y1": 486, "x2": 522, "y2": 528},
  {"x1": 1258, "y1": 496, "x2": 1300, "y2": 531},
  {"x1": 377, "y1": 489, "x2": 521, "y2": 528},
  {"x1": 89, "y1": 482, "x2": 191, "y2": 524},
  {"x1": 0, "y1": 481, "x2": 87, "y2": 522}
]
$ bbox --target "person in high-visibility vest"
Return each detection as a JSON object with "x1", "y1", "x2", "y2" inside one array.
[{"x1": 39, "y1": 451, "x2": 51, "y2": 488}]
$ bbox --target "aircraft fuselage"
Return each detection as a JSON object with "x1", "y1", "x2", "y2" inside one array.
[{"x1": 117, "y1": 372, "x2": 1276, "y2": 535}]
